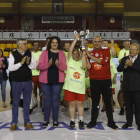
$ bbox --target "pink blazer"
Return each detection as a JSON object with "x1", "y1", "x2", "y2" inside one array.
[{"x1": 38, "y1": 50, "x2": 67, "y2": 84}]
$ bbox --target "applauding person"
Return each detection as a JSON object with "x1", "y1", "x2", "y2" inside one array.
[{"x1": 38, "y1": 36, "x2": 67, "y2": 127}]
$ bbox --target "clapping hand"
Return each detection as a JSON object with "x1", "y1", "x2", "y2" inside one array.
[
  {"x1": 49, "y1": 58, "x2": 52, "y2": 66},
  {"x1": 20, "y1": 56, "x2": 26, "y2": 65},
  {"x1": 26, "y1": 56, "x2": 31, "y2": 65},
  {"x1": 0, "y1": 61, "x2": 3, "y2": 68},
  {"x1": 126, "y1": 58, "x2": 133, "y2": 66}
]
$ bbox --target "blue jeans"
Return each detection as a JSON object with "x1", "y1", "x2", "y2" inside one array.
[
  {"x1": 41, "y1": 83, "x2": 62, "y2": 122},
  {"x1": 12, "y1": 81, "x2": 32, "y2": 124},
  {"x1": 0, "y1": 73, "x2": 7, "y2": 102}
]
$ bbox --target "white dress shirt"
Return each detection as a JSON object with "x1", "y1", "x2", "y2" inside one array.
[
  {"x1": 8, "y1": 50, "x2": 37, "y2": 71},
  {"x1": 129, "y1": 55, "x2": 138, "y2": 63},
  {"x1": 42, "y1": 46, "x2": 47, "y2": 51}
]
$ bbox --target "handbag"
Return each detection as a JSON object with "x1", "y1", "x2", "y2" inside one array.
[{"x1": 30, "y1": 92, "x2": 38, "y2": 109}]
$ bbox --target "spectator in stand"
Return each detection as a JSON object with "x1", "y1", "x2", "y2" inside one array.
[
  {"x1": 0, "y1": 49, "x2": 8, "y2": 108},
  {"x1": 63, "y1": 34, "x2": 91, "y2": 129},
  {"x1": 86, "y1": 36, "x2": 118, "y2": 130},
  {"x1": 38, "y1": 36, "x2": 67, "y2": 128},
  {"x1": 118, "y1": 40, "x2": 130, "y2": 115},
  {"x1": 42, "y1": 37, "x2": 51, "y2": 51}
]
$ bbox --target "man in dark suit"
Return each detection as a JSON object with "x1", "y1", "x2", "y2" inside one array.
[{"x1": 117, "y1": 43, "x2": 140, "y2": 131}]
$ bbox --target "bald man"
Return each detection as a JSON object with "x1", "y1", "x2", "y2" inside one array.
[
  {"x1": 117, "y1": 44, "x2": 140, "y2": 131},
  {"x1": 86, "y1": 36, "x2": 118, "y2": 130}
]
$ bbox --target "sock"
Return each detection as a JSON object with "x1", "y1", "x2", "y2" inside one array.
[
  {"x1": 71, "y1": 119, "x2": 75, "y2": 122},
  {"x1": 79, "y1": 116, "x2": 83, "y2": 121}
]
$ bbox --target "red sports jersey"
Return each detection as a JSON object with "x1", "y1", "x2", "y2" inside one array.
[{"x1": 88, "y1": 47, "x2": 111, "y2": 80}]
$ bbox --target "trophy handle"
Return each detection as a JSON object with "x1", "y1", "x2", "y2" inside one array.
[
  {"x1": 74, "y1": 30, "x2": 78, "y2": 35},
  {"x1": 85, "y1": 29, "x2": 89, "y2": 39}
]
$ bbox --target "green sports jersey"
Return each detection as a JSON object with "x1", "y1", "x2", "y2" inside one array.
[
  {"x1": 63, "y1": 57, "x2": 86, "y2": 94},
  {"x1": 118, "y1": 48, "x2": 129, "y2": 81},
  {"x1": 32, "y1": 51, "x2": 42, "y2": 76},
  {"x1": 110, "y1": 62, "x2": 117, "y2": 88}
]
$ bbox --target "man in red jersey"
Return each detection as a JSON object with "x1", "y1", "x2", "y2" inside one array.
[{"x1": 86, "y1": 36, "x2": 118, "y2": 130}]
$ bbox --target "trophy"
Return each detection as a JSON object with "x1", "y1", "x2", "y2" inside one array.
[{"x1": 74, "y1": 29, "x2": 89, "y2": 51}]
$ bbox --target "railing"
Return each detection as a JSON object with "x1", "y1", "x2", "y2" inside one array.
[{"x1": 0, "y1": 30, "x2": 130, "y2": 40}]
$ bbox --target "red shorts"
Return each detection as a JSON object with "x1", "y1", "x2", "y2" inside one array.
[
  {"x1": 32, "y1": 76, "x2": 41, "y2": 89},
  {"x1": 64, "y1": 90, "x2": 85, "y2": 102}
]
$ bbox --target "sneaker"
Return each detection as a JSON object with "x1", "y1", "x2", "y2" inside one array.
[
  {"x1": 119, "y1": 108, "x2": 124, "y2": 115},
  {"x1": 87, "y1": 121, "x2": 96, "y2": 129},
  {"x1": 79, "y1": 120, "x2": 84, "y2": 129},
  {"x1": 108, "y1": 121, "x2": 118, "y2": 130},
  {"x1": 70, "y1": 121, "x2": 75, "y2": 129},
  {"x1": 101, "y1": 106, "x2": 106, "y2": 112}
]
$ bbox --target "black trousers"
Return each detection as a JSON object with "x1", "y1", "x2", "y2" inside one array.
[
  {"x1": 90, "y1": 79, "x2": 113, "y2": 123},
  {"x1": 123, "y1": 90, "x2": 140, "y2": 125}
]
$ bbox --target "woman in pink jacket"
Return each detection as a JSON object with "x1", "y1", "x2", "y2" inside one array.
[{"x1": 38, "y1": 36, "x2": 67, "y2": 127}]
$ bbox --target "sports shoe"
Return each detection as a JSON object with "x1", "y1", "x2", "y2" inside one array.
[
  {"x1": 70, "y1": 121, "x2": 75, "y2": 129},
  {"x1": 79, "y1": 120, "x2": 84, "y2": 129}
]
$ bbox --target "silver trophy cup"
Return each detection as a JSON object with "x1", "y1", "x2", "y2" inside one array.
[{"x1": 74, "y1": 29, "x2": 89, "y2": 51}]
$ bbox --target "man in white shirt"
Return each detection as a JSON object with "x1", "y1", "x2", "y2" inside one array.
[
  {"x1": 8, "y1": 38, "x2": 36, "y2": 132},
  {"x1": 42, "y1": 37, "x2": 51, "y2": 51}
]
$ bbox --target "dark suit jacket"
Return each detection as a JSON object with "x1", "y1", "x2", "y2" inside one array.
[{"x1": 117, "y1": 55, "x2": 140, "y2": 92}]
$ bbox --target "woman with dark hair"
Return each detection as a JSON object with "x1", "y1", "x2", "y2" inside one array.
[
  {"x1": 0, "y1": 49, "x2": 8, "y2": 108},
  {"x1": 63, "y1": 34, "x2": 91, "y2": 129},
  {"x1": 38, "y1": 36, "x2": 67, "y2": 127}
]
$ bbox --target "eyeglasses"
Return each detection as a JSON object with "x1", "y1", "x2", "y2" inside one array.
[
  {"x1": 20, "y1": 43, "x2": 28, "y2": 46},
  {"x1": 129, "y1": 49, "x2": 139, "y2": 51}
]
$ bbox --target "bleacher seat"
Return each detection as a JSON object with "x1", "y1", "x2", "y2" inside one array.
[
  {"x1": 13, "y1": 44, "x2": 18, "y2": 48},
  {"x1": 3, "y1": 51, "x2": 9, "y2": 57},
  {"x1": 6, "y1": 44, "x2": 12, "y2": 49},
  {"x1": 27, "y1": 44, "x2": 32, "y2": 49},
  {"x1": 0, "y1": 44, "x2": 6, "y2": 50}
]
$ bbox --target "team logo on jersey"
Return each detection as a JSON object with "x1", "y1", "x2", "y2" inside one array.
[
  {"x1": 73, "y1": 72, "x2": 81, "y2": 79},
  {"x1": 94, "y1": 63, "x2": 102, "y2": 70},
  {"x1": 95, "y1": 53, "x2": 99, "y2": 57}
]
